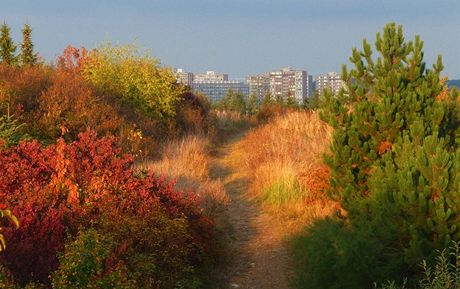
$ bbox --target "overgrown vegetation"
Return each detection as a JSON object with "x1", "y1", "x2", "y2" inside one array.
[{"x1": 0, "y1": 22, "x2": 222, "y2": 289}]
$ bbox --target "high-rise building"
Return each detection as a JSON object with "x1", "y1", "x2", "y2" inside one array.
[
  {"x1": 268, "y1": 67, "x2": 312, "y2": 102},
  {"x1": 315, "y1": 72, "x2": 345, "y2": 95},
  {"x1": 194, "y1": 71, "x2": 228, "y2": 82},
  {"x1": 175, "y1": 68, "x2": 194, "y2": 86},
  {"x1": 192, "y1": 80, "x2": 249, "y2": 102},
  {"x1": 247, "y1": 73, "x2": 270, "y2": 100}
]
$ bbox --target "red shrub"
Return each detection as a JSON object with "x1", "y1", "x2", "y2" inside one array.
[{"x1": 0, "y1": 131, "x2": 211, "y2": 285}]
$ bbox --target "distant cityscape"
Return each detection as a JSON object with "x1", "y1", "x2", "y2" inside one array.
[{"x1": 175, "y1": 67, "x2": 345, "y2": 103}]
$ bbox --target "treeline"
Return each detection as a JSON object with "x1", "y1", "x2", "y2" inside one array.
[
  {"x1": 0, "y1": 23, "x2": 219, "y2": 288},
  {"x1": 212, "y1": 89, "x2": 320, "y2": 124}
]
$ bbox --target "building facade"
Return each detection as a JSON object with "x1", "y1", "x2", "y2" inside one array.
[
  {"x1": 175, "y1": 68, "x2": 194, "y2": 86},
  {"x1": 269, "y1": 67, "x2": 312, "y2": 102},
  {"x1": 194, "y1": 71, "x2": 228, "y2": 82},
  {"x1": 192, "y1": 80, "x2": 249, "y2": 102},
  {"x1": 247, "y1": 73, "x2": 271, "y2": 100},
  {"x1": 315, "y1": 72, "x2": 345, "y2": 95}
]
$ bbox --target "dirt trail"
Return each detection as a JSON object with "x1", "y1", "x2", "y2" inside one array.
[{"x1": 210, "y1": 136, "x2": 294, "y2": 289}]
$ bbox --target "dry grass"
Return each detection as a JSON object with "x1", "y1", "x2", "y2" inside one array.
[
  {"x1": 137, "y1": 134, "x2": 229, "y2": 218},
  {"x1": 229, "y1": 111, "x2": 337, "y2": 231}
]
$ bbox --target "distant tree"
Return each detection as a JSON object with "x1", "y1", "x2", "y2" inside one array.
[
  {"x1": 0, "y1": 23, "x2": 16, "y2": 65},
  {"x1": 218, "y1": 90, "x2": 247, "y2": 114},
  {"x1": 19, "y1": 23, "x2": 36, "y2": 66},
  {"x1": 285, "y1": 91, "x2": 298, "y2": 108},
  {"x1": 247, "y1": 93, "x2": 259, "y2": 115},
  {"x1": 275, "y1": 93, "x2": 284, "y2": 106},
  {"x1": 261, "y1": 92, "x2": 273, "y2": 106}
]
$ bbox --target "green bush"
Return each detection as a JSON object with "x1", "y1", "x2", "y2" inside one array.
[
  {"x1": 293, "y1": 218, "x2": 406, "y2": 289},
  {"x1": 51, "y1": 229, "x2": 134, "y2": 289},
  {"x1": 96, "y1": 212, "x2": 203, "y2": 289},
  {"x1": 0, "y1": 112, "x2": 29, "y2": 147}
]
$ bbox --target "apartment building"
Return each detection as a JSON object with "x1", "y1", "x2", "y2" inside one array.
[
  {"x1": 247, "y1": 67, "x2": 312, "y2": 103},
  {"x1": 247, "y1": 73, "x2": 270, "y2": 100},
  {"x1": 175, "y1": 68, "x2": 194, "y2": 86},
  {"x1": 194, "y1": 71, "x2": 228, "y2": 82},
  {"x1": 192, "y1": 80, "x2": 249, "y2": 102},
  {"x1": 315, "y1": 72, "x2": 345, "y2": 95},
  {"x1": 269, "y1": 67, "x2": 312, "y2": 102}
]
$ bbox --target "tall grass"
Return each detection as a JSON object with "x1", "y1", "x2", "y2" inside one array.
[
  {"x1": 230, "y1": 111, "x2": 336, "y2": 229},
  {"x1": 137, "y1": 134, "x2": 229, "y2": 218}
]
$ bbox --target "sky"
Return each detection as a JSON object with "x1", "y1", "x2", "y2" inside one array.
[{"x1": 1, "y1": 0, "x2": 459, "y2": 79}]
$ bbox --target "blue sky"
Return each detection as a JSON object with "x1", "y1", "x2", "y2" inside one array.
[{"x1": 1, "y1": 0, "x2": 459, "y2": 78}]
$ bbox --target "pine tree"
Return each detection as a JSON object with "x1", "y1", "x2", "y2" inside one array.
[
  {"x1": 321, "y1": 23, "x2": 459, "y2": 268},
  {"x1": 20, "y1": 23, "x2": 36, "y2": 66},
  {"x1": 0, "y1": 23, "x2": 16, "y2": 65}
]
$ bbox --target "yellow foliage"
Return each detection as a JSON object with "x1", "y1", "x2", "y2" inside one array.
[{"x1": 81, "y1": 43, "x2": 184, "y2": 120}]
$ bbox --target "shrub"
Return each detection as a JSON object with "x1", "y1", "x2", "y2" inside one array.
[
  {"x1": 81, "y1": 44, "x2": 183, "y2": 121},
  {"x1": 0, "y1": 131, "x2": 214, "y2": 286},
  {"x1": 51, "y1": 229, "x2": 134, "y2": 289},
  {"x1": 36, "y1": 69, "x2": 122, "y2": 141}
]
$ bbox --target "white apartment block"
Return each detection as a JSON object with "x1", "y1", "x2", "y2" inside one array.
[
  {"x1": 175, "y1": 68, "x2": 194, "y2": 86},
  {"x1": 269, "y1": 67, "x2": 312, "y2": 102},
  {"x1": 194, "y1": 71, "x2": 228, "y2": 82},
  {"x1": 315, "y1": 72, "x2": 345, "y2": 95}
]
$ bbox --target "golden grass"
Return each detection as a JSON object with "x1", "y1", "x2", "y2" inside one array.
[
  {"x1": 137, "y1": 134, "x2": 229, "y2": 218},
  {"x1": 229, "y1": 111, "x2": 337, "y2": 231}
]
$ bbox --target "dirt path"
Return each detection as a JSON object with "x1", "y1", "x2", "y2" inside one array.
[{"x1": 210, "y1": 136, "x2": 294, "y2": 289}]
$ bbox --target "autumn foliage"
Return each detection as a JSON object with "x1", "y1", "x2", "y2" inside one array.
[{"x1": 0, "y1": 131, "x2": 214, "y2": 286}]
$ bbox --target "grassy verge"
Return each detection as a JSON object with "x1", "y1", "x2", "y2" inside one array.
[{"x1": 228, "y1": 110, "x2": 336, "y2": 232}]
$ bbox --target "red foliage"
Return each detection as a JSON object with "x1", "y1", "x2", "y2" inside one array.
[
  {"x1": 0, "y1": 64, "x2": 52, "y2": 116},
  {"x1": 0, "y1": 131, "x2": 211, "y2": 285},
  {"x1": 302, "y1": 164, "x2": 331, "y2": 203},
  {"x1": 56, "y1": 45, "x2": 88, "y2": 71}
]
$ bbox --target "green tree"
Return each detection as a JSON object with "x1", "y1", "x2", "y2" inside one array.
[
  {"x1": 261, "y1": 92, "x2": 273, "y2": 106},
  {"x1": 302, "y1": 90, "x2": 320, "y2": 110},
  {"x1": 218, "y1": 89, "x2": 247, "y2": 113},
  {"x1": 0, "y1": 23, "x2": 16, "y2": 65},
  {"x1": 285, "y1": 91, "x2": 298, "y2": 108},
  {"x1": 19, "y1": 23, "x2": 36, "y2": 66},
  {"x1": 247, "y1": 93, "x2": 259, "y2": 115},
  {"x1": 308, "y1": 22, "x2": 460, "y2": 287}
]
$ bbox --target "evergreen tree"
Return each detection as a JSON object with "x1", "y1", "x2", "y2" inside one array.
[
  {"x1": 0, "y1": 23, "x2": 16, "y2": 65},
  {"x1": 20, "y1": 23, "x2": 36, "y2": 66},
  {"x1": 231, "y1": 91, "x2": 247, "y2": 114},
  {"x1": 321, "y1": 23, "x2": 459, "y2": 270},
  {"x1": 247, "y1": 93, "x2": 259, "y2": 115}
]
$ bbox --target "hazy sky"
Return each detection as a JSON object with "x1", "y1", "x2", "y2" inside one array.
[{"x1": 2, "y1": 0, "x2": 459, "y2": 78}]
